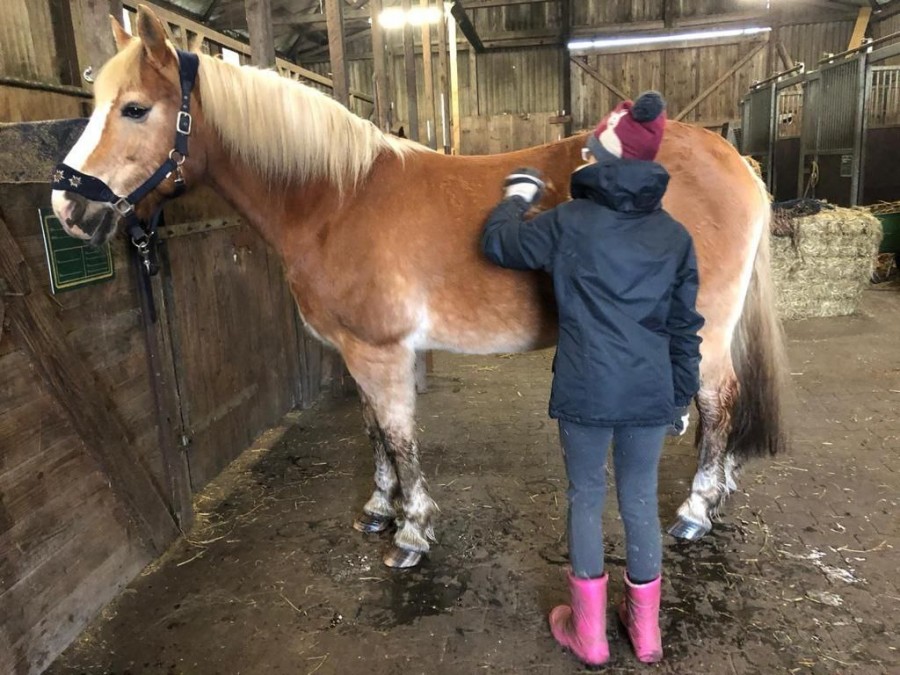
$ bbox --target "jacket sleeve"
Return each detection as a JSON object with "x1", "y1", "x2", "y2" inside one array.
[
  {"x1": 668, "y1": 238, "x2": 705, "y2": 408},
  {"x1": 481, "y1": 197, "x2": 559, "y2": 272}
]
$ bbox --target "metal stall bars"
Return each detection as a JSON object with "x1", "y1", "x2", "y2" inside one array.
[
  {"x1": 858, "y1": 36, "x2": 900, "y2": 204},
  {"x1": 741, "y1": 63, "x2": 804, "y2": 193}
]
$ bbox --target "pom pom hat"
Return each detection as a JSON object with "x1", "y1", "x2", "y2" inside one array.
[{"x1": 586, "y1": 91, "x2": 667, "y2": 162}]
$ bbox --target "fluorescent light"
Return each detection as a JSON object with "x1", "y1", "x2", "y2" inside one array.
[
  {"x1": 379, "y1": 7, "x2": 407, "y2": 29},
  {"x1": 568, "y1": 26, "x2": 771, "y2": 51},
  {"x1": 408, "y1": 6, "x2": 441, "y2": 25},
  {"x1": 378, "y1": 6, "x2": 441, "y2": 29}
]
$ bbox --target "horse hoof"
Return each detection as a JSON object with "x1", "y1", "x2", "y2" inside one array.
[
  {"x1": 383, "y1": 546, "x2": 423, "y2": 569},
  {"x1": 353, "y1": 512, "x2": 393, "y2": 534},
  {"x1": 667, "y1": 516, "x2": 711, "y2": 541}
]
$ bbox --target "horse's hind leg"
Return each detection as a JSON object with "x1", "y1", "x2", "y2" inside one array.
[
  {"x1": 353, "y1": 391, "x2": 399, "y2": 534},
  {"x1": 668, "y1": 373, "x2": 736, "y2": 541},
  {"x1": 344, "y1": 343, "x2": 438, "y2": 568}
]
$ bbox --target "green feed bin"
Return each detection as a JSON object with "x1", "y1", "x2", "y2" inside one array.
[{"x1": 877, "y1": 212, "x2": 900, "y2": 254}]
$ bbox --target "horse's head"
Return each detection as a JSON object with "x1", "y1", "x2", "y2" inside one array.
[{"x1": 51, "y1": 5, "x2": 205, "y2": 246}]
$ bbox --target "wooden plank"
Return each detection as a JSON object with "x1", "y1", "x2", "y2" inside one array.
[
  {"x1": 571, "y1": 56, "x2": 630, "y2": 102},
  {"x1": 243, "y1": 0, "x2": 276, "y2": 67},
  {"x1": 370, "y1": 0, "x2": 390, "y2": 130},
  {"x1": 675, "y1": 42, "x2": 766, "y2": 121},
  {"x1": 401, "y1": 0, "x2": 420, "y2": 141},
  {"x1": 848, "y1": 6, "x2": 873, "y2": 50},
  {"x1": 0, "y1": 215, "x2": 177, "y2": 554},
  {"x1": 449, "y1": 10, "x2": 461, "y2": 153},
  {"x1": 324, "y1": 0, "x2": 349, "y2": 105},
  {"x1": 437, "y1": 3, "x2": 451, "y2": 152},
  {"x1": 421, "y1": 0, "x2": 437, "y2": 147}
]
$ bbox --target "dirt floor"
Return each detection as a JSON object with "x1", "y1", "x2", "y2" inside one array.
[{"x1": 49, "y1": 289, "x2": 899, "y2": 675}]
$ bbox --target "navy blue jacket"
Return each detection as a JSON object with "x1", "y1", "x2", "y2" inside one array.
[{"x1": 482, "y1": 159, "x2": 704, "y2": 427}]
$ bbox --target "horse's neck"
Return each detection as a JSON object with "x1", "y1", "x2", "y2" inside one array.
[{"x1": 202, "y1": 139, "x2": 340, "y2": 253}]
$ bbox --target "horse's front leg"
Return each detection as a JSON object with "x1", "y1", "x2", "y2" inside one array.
[
  {"x1": 344, "y1": 343, "x2": 438, "y2": 568},
  {"x1": 353, "y1": 390, "x2": 399, "y2": 534}
]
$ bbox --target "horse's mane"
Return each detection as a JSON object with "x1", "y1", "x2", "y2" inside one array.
[{"x1": 197, "y1": 53, "x2": 418, "y2": 191}]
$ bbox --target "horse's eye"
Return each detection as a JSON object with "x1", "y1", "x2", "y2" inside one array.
[{"x1": 121, "y1": 103, "x2": 150, "y2": 120}]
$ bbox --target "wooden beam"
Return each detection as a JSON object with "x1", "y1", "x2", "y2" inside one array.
[
  {"x1": 437, "y1": 4, "x2": 450, "y2": 152},
  {"x1": 244, "y1": 0, "x2": 276, "y2": 67},
  {"x1": 448, "y1": 9, "x2": 461, "y2": 152},
  {"x1": 0, "y1": 215, "x2": 179, "y2": 554},
  {"x1": 570, "y1": 56, "x2": 630, "y2": 102},
  {"x1": 777, "y1": 41, "x2": 795, "y2": 70},
  {"x1": 675, "y1": 42, "x2": 766, "y2": 122},
  {"x1": 421, "y1": 0, "x2": 437, "y2": 148},
  {"x1": 401, "y1": 0, "x2": 420, "y2": 141},
  {"x1": 370, "y1": 0, "x2": 390, "y2": 130},
  {"x1": 48, "y1": 0, "x2": 83, "y2": 87},
  {"x1": 324, "y1": 0, "x2": 349, "y2": 105},
  {"x1": 663, "y1": 0, "x2": 675, "y2": 29},
  {"x1": 449, "y1": 0, "x2": 485, "y2": 53},
  {"x1": 848, "y1": 6, "x2": 873, "y2": 50}
]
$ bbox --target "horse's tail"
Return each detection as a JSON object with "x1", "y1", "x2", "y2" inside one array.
[{"x1": 726, "y1": 182, "x2": 788, "y2": 461}]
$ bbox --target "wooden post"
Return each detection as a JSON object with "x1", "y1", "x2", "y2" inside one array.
[
  {"x1": 401, "y1": 0, "x2": 420, "y2": 141},
  {"x1": 0, "y1": 215, "x2": 179, "y2": 554},
  {"x1": 437, "y1": 4, "x2": 451, "y2": 153},
  {"x1": 371, "y1": 0, "x2": 391, "y2": 130},
  {"x1": 71, "y1": 0, "x2": 119, "y2": 76},
  {"x1": 448, "y1": 11, "x2": 461, "y2": 153},
  {"x1": 420, "y1": 0, "x2": 437, "y2": 148},
  {"x1": 469, "y1": 46, "x2": 479, "y2": 117},
  {"x1": 559, "y1": 0, "x2": 572, "y2": 137},
  {"x1": 324, "y1": 0, "x2": 349, "y2": 106},
  {"x1": 244, "y1": 0, "x2": 276, "y2": 67}
]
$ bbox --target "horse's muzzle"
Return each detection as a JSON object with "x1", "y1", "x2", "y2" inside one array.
[{"x1": 52, "y1": 190, "x2": 118, "y2": 246}]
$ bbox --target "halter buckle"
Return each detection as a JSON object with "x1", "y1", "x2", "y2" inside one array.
[
  {"x1": 114, "y1": 198, "x2": 135, "y2": 216},
  {"x1": 176, "y1": 111, "x2": 192, "y2": 135},
  {"x1": 168, "y1": 149, "x2": 186, "y2": 166}
]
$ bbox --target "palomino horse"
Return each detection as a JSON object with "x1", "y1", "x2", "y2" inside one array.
[{"x1": 51, "y1": 7, "x2": 785, "y2": 568}]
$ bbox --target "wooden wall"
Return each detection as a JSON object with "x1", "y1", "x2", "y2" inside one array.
[{"x1": 0, "y1": 118, "x2": 325, "y2": 674}]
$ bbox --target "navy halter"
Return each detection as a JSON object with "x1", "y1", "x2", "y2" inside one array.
[{"x1": 51, "y1": 50, "x2": 200, "y2": 271}]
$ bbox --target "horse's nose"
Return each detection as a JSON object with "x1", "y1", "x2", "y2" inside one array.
[{"x1": 51, "y1": 190, "x2": 89, "y2": 238}]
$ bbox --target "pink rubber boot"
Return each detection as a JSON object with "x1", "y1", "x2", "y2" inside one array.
[
  {"x1": 619, "y1": 575, "x2": 663, "y2": 663},
  {"x1": 549, "y1": 571, "x2": 609, "y2": 666}
]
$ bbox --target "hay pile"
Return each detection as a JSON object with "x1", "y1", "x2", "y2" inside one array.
[{"x1": 769, "y1": 207, "x2": 882, "y2": 320}]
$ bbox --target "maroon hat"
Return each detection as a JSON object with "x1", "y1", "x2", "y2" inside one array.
[{"x1": 586, "y1": 91, "x2": 667, "y2": 162}]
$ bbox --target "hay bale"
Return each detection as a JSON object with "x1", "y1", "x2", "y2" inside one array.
[{"x1": 770, "y1": 207, "x2": 882, "y2": 320}]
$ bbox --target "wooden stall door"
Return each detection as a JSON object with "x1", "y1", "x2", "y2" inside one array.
[{"x1": 158, "y1": 193, "x2": 311, "y2": 491}]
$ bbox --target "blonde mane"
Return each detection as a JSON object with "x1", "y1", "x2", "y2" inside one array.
[{"x1": 197, "y1": 53, "x2": 418, "y2": 191}]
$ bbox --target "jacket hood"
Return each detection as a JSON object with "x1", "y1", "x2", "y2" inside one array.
[{"x1": 570, "y1": 159, "x2": 670, "y2": 213}]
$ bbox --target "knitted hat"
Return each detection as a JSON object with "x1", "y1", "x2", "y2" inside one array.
[{"x1": 586, "y1": 91, "x2": 667, "y2": 162}]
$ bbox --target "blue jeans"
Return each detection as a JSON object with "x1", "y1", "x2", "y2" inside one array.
[{"x1": 558, "y1": 420, "x2": 666, "y2": 582}]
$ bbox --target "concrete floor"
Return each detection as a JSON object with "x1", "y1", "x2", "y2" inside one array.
[{"x1": 50, "y1": 289, "x2": 899, "y2": 675}]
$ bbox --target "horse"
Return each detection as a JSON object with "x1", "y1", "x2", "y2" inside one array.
[{"x1": 51, "y1": 6, "x2": 786, "y2": 569}]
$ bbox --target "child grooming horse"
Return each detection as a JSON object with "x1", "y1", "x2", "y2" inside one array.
[{"x1": 481, "y1": 92, "x2": 704, "y2": 666}]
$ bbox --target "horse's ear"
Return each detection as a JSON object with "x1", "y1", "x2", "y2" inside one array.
[
  {"x1": 110, "y1": 15, "x2": 132, "y2": 51},
  {"x1": 136, "y1": 4, "x2": 173, "y2": 68}
]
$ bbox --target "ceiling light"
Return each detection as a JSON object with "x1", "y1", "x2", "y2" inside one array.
[{"x1": 569, "y1": 26, "x2": 771, "y2": 52}]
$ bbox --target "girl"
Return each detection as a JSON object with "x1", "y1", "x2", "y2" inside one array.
[{"x1": 481, "y1": 92, "x2": 704, "y2": 666}]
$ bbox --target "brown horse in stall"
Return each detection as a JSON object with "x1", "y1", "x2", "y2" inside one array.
[{"x1": 51, "y1": 6, "x2": 785, "y2": 568}]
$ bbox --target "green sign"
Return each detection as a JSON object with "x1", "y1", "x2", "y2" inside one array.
[{"x1": 38, "y1": 208, "x2": 115, "y2": 293}]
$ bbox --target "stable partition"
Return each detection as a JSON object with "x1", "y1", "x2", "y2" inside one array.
[{"x1": 741, "y1": 35, "x2": 900, "y2": 206}]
